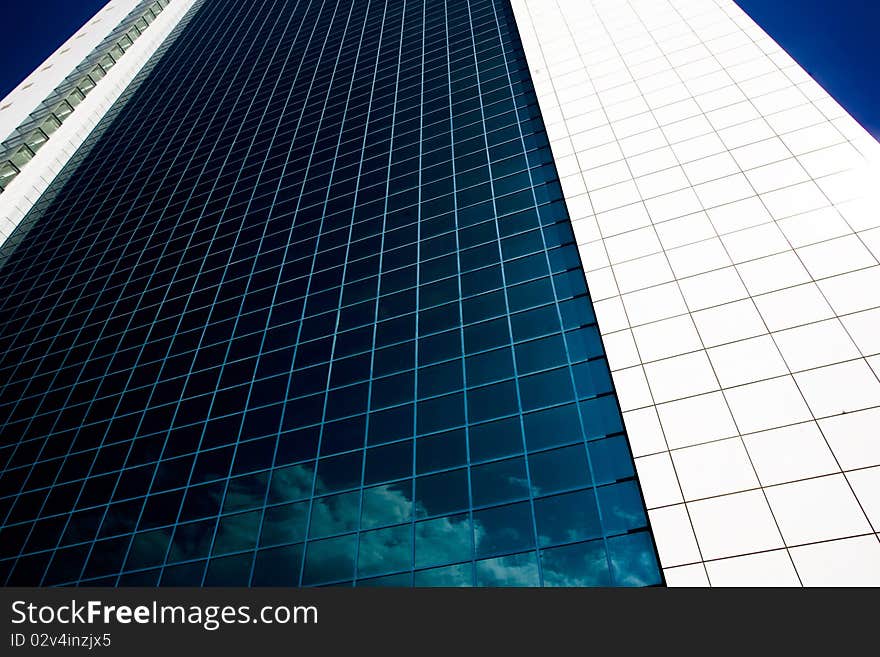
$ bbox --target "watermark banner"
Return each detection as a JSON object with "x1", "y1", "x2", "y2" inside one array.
[{"x1": 0, "y1": 587, "x2": 870, "y2": 655}]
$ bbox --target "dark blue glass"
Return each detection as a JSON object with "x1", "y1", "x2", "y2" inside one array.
[{"x1": 0, "y1": 0, "x2": 660, "y2": 587}]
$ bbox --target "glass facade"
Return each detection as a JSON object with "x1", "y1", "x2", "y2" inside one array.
[{"x1": 0, "y1": 0, "x2": 661, "y2": 587}]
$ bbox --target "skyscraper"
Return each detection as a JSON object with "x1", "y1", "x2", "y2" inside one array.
[{"x1": 0, "y1": 0, "x2": 877, "y2": 587}]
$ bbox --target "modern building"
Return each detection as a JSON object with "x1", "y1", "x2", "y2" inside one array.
[{"x1": 0, "y1": 0, "x2": 877, "y2": 587}]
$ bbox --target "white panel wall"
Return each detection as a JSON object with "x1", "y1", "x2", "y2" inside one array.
[
  {"x1": 0, "y1": 0, "x2": 199, "y2": 250},
  {"x1": 512, "y1": 0, "x2": 880, "y2": 586}
]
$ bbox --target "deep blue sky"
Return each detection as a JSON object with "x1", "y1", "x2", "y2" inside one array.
[
  {"x1": 735, "y1": 0, "x2": 880, "y2": 140},
  {"x1": 0, "y1": 1, "x2": 877, "y2": 140},
  {"x1": 1, "y1": 0, "x2": 106, "y2": 99}
]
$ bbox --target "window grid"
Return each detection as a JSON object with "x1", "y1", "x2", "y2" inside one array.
[{"x1": 0, "y1": 0, "x2": 660, "y2": 588}]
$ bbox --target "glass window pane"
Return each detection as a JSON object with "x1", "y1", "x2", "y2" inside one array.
[
  {"x1": 471, "y1": 457, "x2": 529, "y2": 507},
  {"x1": 473, "y1": 501, "x2": 534, "y2": 557},
  {"x1": 364, "y1": 440, "x2": 412, "y2": 484},
  {"x1": 125, "y1": 528, "x2": 171, "y2": 569},
  {"x1": 180, "y1": 482, "x2": 223, "y2": 521},
  {"x1": 475, "y1": 551, "x2": 539, "y2": 586},
  {"x1": 0, "y1": 161, "x2": 20, "y2": 188},
  {"x1": 467, "y1": 379, "x2": 519, "y2": 423},
  {"x1": 77, "y1": 75, "x2": 96, "y2": 94},
  {"x1": 518, "y1": 367, "x2": 574, "y2": 410},
  {"x1": 589, "y1": 435, "x2": 635, "y2": 484},
  {"x1": 534, "y1": 489, "x2": 601, "y2": 547},
  {"x1": 119, "y1": 570, "x2": 159, "y2": 586},
  {"x1": 414, "y1": 513, "x2": 472, "y2": 568},
  {"x1": 469, "y1": 416, "x2": 523, "y2": 462},
  {"x1": 358, "y1": 572, "x2": 411, "y2": 587},
  {"x1": 507, "y1": 278, "x2": 554, "y2": 312},
  {"x1": 373, "y1": 341, "x2": 414, "y2": 376},
  {"x1": 528, "y1": 444, "x2": 591, "y2": 496},
  {"x1": 511, "y1": 305, "x2": 560, "y2": 341},
  {"x1": 465, "y1": 346, "x2": 514, "y2": 386},
  {"x1": 566, "y1": 325, "x2": 604, "y2": 362},
  {"x1": 462, "y1": 289, "x2": 506, "y2": 323},
  {"x1": 461, "y1": 264, "x2": 502, "y2": 296},
  {"x1": 315, "y1": 452, "x2": 362, "y2": 494},
  {"x1": 321, "y1": 415, "x2": 365, "y2": 455},
  {"x1": 252, "y1": 544, "x2": 303, "y2": 586},
  {"x1": 168, "y1": 520, "x2": 214, "y2": 562},
  {"x1": 276, "y1": 426, "x2": 320, "y2": 465},
  {"x1": 371, "y1": 371, "x2": 414, "y2": 409},
  {"x1": 66, "y1": 88, "x2": 85, "y2": 107},
  {"x1": 416, "y1": 428, "x2": 467, "y2": 474},
  {"x1": 267, "y1": 462, "x2": 314, "y2": 503},
  {"x1": 308, "y1": 490, "x2": 360, "y2": 538},
  {"x1": 357, "y1": 524, "x2": 411, "y2": 578},
  {"x1": 558, "y1": 297, "x2": 596, "y2": 330},
  {"x1": 418, "y1": 360, "x2": 463, "y2": 398},
  {"x1": 505, "y1": 252, "x2": 549, "y2": 284},
  {"x1": 160, "y1": 561, "x2": 205, "y2": 586},
  {"x1": 222, "y1": 471, "x2": 269, "y2": 512},
  {"x1": 416, "y1": 392, "x2": 464, "y2": 434},
  {"x1": 302, "y1": 534, "x2": 356, "y2": 585},
  {"x1": 416, "y1": 468, "x2": 468, "y2": 517},
  {"x1": 464, "y1": 317, "x2": 509, "y2": 353},
  {"x1": 361, "y1": 482, "x2": 412, "y2": 529},
  {"x1": 205, "y1": 553, "x2": 252, "y2": 586},
  {"x1": 260, "y1": 501, "x2": 309, "y2": 546},
  {"x1": 39, "y1": 114, "x2": 61, "y2": 135},
  {"x1": 515, "y1": 334, "x2": 566, "y2": 374},
  {"x1": 553, "y1": 270, "x2": 588, "y2": 300},
  {"x1": 608, "y1": 531, "x2": 661, "y2": 586},
  {"x1": 24, "y1": 129, "x2": 48, "y2": 152},
  {"x1": 523, "y1": 403, "x2": 581, "y2": 451},
  {"x1": 413, "y1": 562, "x2": 473, "y2": 587},
  {"x1": 541, "y1": 539, "x2": 610, "y2": 586},
  {"x1": 10, "y1": 145, "x2": 34, "y2": 168},
  {"x1": 213, "y1": 511, "x2": 260, "y2": 554},
  {"x1": 367, "y1": 403, "x2": 413, "y2": 445},
  {"x1": 572, "y1": 359, "x2": 614, "y2": 399},
  {"x1": 52, "y1": 100, "x2": 73, "y2": 123},
  {"x1": 597, "y1": 480, "x2": 647, "y2": 535},
  {"x1": 418, "y1": 329, "x2": 461, "y2": 364},
  {"x1": 579, "y1": 395, "x2": 624, "y2": 439}
]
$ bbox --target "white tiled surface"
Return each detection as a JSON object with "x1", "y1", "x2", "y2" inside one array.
[
  {"x1": 512, "y1": 0, "x2": 880, "y2": 585},
  {"x1": 0, "y1": 0, "x2": 198, "y2": 249}
]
